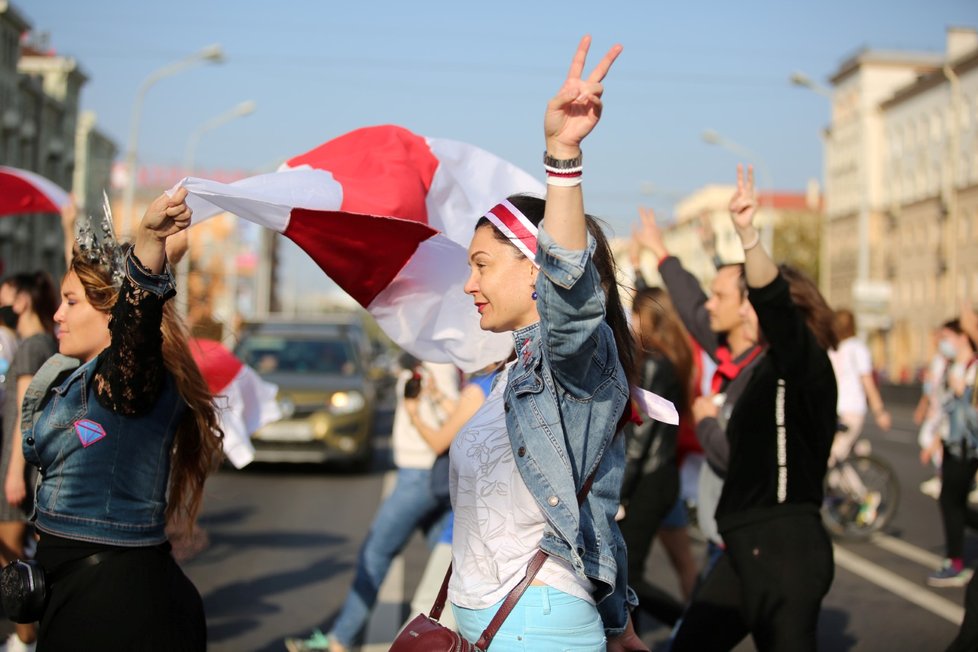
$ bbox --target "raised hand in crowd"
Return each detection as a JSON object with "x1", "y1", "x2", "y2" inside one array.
[
  {"x1": 632, "y1": 206, "x2": 669, "y2": 261},
  {"x1": 135, "y1": 187, "x2": 192, "y2": 274},
  {"x1": 730, "y1": 164, "x2": 776, "y2": 286},
  {"x1": 543, "y1": 35, "x2": 622, "y2": 251}
]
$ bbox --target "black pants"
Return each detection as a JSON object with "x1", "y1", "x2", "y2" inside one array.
[
  {"x1": 37, "y1": 543, "x2": 205, "y2": 651},
  {"x1": 940, "y1": 446, "x2": 978, "y2": 559},
  {"x1": 671, "y1": 512, "x2": 834, "y2": 652},
  {"x1": 618, "y1": 463, "x2": 683, "y2": 626}
]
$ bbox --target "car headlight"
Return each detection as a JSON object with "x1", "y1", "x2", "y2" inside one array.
[{"x1": 328, "y1": 391, "x2": 366, "y2": 414}]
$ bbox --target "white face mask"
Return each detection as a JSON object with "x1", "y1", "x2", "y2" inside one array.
[{"x1": 939, "y1": 339, "x2": 958, "y2": 360}]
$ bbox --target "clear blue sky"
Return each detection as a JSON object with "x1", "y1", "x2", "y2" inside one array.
[{"x1": 23, "y1": 0, "x2": 978, "y2": 299}]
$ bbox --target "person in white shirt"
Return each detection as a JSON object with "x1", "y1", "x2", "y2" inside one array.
[
  {"x1": 286, "y1": 357, "x2": 459, "y2": 652},
  {"x1": 828, "y1": 308, "x2": 891, "y2": 465}
]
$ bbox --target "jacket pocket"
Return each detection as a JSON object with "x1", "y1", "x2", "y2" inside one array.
[{"x1": 45, "y1": 372, "x2": 88, "y2": 429}]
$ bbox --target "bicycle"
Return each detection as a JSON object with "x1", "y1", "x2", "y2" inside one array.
[{"x1": 822, "y1": 441, "x2": 901, "y2": 540}]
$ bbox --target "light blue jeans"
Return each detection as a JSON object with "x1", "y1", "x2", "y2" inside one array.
[
  {"x1": 329, "y1": 467, "x2": 450, "y2": 647},
  {"x1": 452, "y1": 586, "x2": 605, "y2": 651}
]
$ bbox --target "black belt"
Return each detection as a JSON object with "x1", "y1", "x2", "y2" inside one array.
[
  {"x1": 47, "y1": 543, "x2": 167, "y2": 584},
  {"x1": 47, "y1": 549, "x2": 128, "y2": 584}
]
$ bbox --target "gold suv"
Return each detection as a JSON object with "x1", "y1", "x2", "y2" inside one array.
[{"x1": 234, "y1": 316, "x2": 376, "y2": 470}]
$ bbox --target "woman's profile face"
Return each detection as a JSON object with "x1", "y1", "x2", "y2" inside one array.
[
  {"x1": 464, "y1": 226, "x2": 539, "y2": 333},
  {"x1": 53, "y1": 271, "x2": 111, "y2": 362}
]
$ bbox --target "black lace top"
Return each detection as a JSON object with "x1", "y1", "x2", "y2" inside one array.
[{"x1": 91, "y1": 250, "x2": 176, "y2": 416}]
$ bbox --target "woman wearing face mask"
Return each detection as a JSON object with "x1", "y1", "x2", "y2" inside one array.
[
  {"x1": 922, "y1": 320, "x2": 978, "y2": 587},
  {"x1": 0, "y1": 281, "x2": 20, "y2": 429},
  {"x1": 0, "y1": 271, "x2": 58, "y2": 651}
]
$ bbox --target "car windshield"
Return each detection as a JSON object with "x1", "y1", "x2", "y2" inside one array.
[{"x1": 237, "y1": 335, "x2": 359, "y2": 375}]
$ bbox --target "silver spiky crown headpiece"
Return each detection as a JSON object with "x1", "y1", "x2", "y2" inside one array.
[{"x1": 74, "y1": 191, "x2": 126, "y2": 287}]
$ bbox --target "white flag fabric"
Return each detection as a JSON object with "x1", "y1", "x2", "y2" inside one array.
[
  {"x1": 178, "y1": 125, "x2": 544, "y2": 373},
  {"x1": 190, "y1": 338, "x2": 281, "y2": 468}
]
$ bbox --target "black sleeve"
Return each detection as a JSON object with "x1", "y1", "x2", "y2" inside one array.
[
  {"x1": 621, "y1": 356, "x2": 681, "y2": 502},
  {"x1": 92, "y1": 250, "x2": 176, "y2": 416},
  {"x1": 748, "y1": 273, "x2": 831, "y2": 387},
  {"x1": 658, "y1": 256, "x2": 721, "y2": 359}
]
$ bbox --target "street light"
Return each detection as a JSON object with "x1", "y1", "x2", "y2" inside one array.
[
  {"x1": 121, "y1": 43, "x2": 224, "y2": 238},
  {"x1": 179, "y1": 99, "x2": 256, "y2": 319},
  {"x1": 790, "y1": 71, "x2": 833, "y2": 99},
  {"x1": 183, "y1": 100, "x2": 256, "y2": 172},
  {"x1": 701, "y1": 129, "x2": 775, "y2": 253}
]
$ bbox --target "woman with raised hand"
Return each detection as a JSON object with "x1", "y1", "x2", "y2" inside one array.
[
  {"x1": 447, "y1": 36, "x2": 646, "y2": 651},
  {"x1": 22, "y1": 187, "x2": 223, "y2": 650},
  {"x1": 671, "y1": 165, "x2": 838, "y2": 652},
  {"x1": 0, "y1": 270, "x2": 58, "y2": 651}
]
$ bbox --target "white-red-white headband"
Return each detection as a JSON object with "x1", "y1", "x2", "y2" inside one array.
[{"x1": 483, "y1": 199, "x2": 539, "y2": 267}]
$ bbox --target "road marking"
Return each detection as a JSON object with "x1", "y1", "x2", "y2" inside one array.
[
  {"x1": 833, "y1": 545, "x2": 964, "y2": 625},
  {"x1": 871, "y1": 533, "x2": 945, "y2": 569}
]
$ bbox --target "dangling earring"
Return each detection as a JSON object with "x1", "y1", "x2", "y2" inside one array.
[{"x1": 531, "y1": 290, "x2": 538, "y2": 300}]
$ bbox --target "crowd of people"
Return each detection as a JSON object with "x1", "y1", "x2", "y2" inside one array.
[{"x1": 0, "y1": 34, "x2": 977, "y2": 652}]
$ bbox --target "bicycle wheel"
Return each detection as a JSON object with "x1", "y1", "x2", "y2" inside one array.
[{"x1": 822, "y1": 454, "x2": 900, "y2": 540}]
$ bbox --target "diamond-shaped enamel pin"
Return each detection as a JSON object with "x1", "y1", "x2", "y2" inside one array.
[{"x1": 75, "y1": 419, "x2": 107, "y2": 448}]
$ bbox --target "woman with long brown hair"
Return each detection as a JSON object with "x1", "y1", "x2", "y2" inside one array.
[
  {"x1": 20, "y1": 187, "x2": 223, "y2": 650},
  {"x1": 618, "y1": 287, "x2": 695, "y2": 628}
]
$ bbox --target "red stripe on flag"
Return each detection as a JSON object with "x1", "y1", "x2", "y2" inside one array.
[
  {"x1": 488, "y1": 203, "x2": 537, "y2": 256},
  {"x1": 285, "y1": 125, "x2": 439, "y2": 225},
  {"x1": 0, "y1": 171, "x2": 62, "y2": 217},
  {"x1": 190, "y1": 338, "x2": 245, "y2": 395},
  {"x1": 284, "y1": 209, "x2": 439, "y2": 307}
]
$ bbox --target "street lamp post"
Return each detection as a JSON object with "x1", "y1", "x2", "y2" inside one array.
[
  {"x1": 121, "y1": 44, "x2": 224, "y2": 239},
  {"x1": 701, "y1": 129, "x2": 775, "y2": 253},
  {"x1": 180, "y1": 99, "x2": 257, "y2": 320}
]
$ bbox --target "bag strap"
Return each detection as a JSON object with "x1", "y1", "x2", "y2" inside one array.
[{"x1": 429, "y1": 469, "x2": 598, "y2": 649}]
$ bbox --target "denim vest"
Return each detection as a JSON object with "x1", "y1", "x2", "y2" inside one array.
[
  {"x1": 506, "y1": 228, "x2": 632, "y2": 635},
  {"x1": 21, "y1": 353, "x2": 185, "y2": 546}
]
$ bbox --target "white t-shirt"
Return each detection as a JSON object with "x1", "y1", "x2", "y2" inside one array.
[
  {"x1": 392, "y1": 362, "x2": 459, "y2": 469},
  {"x1": 448, "y1": 365, "x2": 593, "y2": 608},
  {"x1": 829, "y1": 337, "x2": 872, "y2": 415}
]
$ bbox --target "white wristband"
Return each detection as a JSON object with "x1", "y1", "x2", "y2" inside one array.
[
  {"x1": 546, "y1": 175, "x2": 583, "y2": 187},
  {"x1": 741, "y1": 231, "x2": 761, "y2": 251}
]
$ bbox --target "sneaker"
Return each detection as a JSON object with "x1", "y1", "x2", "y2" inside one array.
[
  {"x1": 284, "y1": 630, "x2": 344, "y2": 652},
  {"x1": 856, "y1": 491, "x2": 882, "y2": 526},
  {"x1": 920, "y1": 476, "x2": 942, "y2": 499},
  {"x1": 0, "y1": 633, "x2": 36, "y2": 652},
  {"x1": 928, "y1": 560, "x2": 974, "y2": 587}
]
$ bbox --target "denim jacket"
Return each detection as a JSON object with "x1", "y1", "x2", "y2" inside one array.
[
  {"x1": 505, "y1": 227, "x2": 632, "y2": 635},
  {"x1": 20, "y1": 253, "x2": 185, "y2": 546}
]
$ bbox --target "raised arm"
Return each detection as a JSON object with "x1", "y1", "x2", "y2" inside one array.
[
  {"x1": 541, "y1": 35, "x2": 621, "y2": 249},
  {"x1": 93, "y1": 189, "x2": 191, "y2": 416},
  {"x1": 729, "y1": 164, "x2": 777, "y2": 289}
]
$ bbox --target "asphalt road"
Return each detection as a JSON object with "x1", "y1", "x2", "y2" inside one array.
[{"x1": 171, "y1": 386, "x2": 974, "y2": 650}]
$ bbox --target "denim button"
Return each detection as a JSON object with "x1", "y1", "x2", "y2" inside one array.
[
  {"x1": 548, "y1": 495, "x2": 559, "y2": 506},
  {"x1": 517, "y1": 446, "x2": 526, "y2": 457},
  {"x1": 25, "y1": 437, "x2": 34, "y2": 446}
]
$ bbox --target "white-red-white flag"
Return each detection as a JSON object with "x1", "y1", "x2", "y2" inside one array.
[
  {"x1": 190, "y1": 338, "x2": 282, "y2": 469},
  {"x1": 179, "y1": 125, "x2": 543, "y2": 373},
  {"x1": 0, "y1": 166, "x2": 69, "y2": 217}
]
